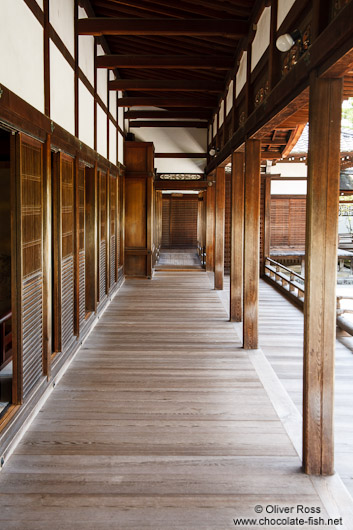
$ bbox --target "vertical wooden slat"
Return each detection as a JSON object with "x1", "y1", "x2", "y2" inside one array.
[
  {"x1": 230, "y1": 151, "x2": 244, "y2": 322},
  {"x1": 85, "y1": 164, "x2": 98, "y2": 313},
  {"x1": 243, "y1": 139, "x2": 261, "y2": 350},
  {"x1": 52, "y1": 152, "x2": 62, "y2": 354},
  {"x1": 44, "y1": 0, "x2": 50, "y2": 117},
  {"x1": 206, "y1": 182, "x2": 215, "y2": 272},
  {"x1": 303, "y1": 75, "x2": 343, "y2": 476},
  {"x1": 42, "y1": 134, "x2": 52, "y2": 376},
  {"x1": 106, "y1": 170, "x2": 110, "y2": 293},
  {"x1": 214, "y1": 167, "x2": 225, "y2": 290},
  {"x1": 11, "y1": 133, "x2": 23, "y2": 404},
  {"x1": 74, "y1": 155, "x2": 80, "y2": 336},
  {"x1": 147, "y1": 175, "x2": 153, "y2": 279}
]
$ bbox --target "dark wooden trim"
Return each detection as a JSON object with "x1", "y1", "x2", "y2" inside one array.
[
  {"x1": 52, "y1": 151, "x2": 62, "y2": 354},
  {"x1": 230, "y1": 152, "x2": 244, "y2": 322},
  {"x1": 206, "y1": 183, "x2": 215, "y2": 272},
  {"x1": 130, "y1": 121, "x2": 208, "y2": 128},
  {"x1": 109, "y1": 79, "x2": 223, "y2": 92},
  {"x1": 43, "y1": 0, "x2": 50, "y2": 117},
  {"x1": 125, "y1": 110, "x2": 211, "y2": 119},
  {"x1": 154, "y1": 153, "x2": 207, "y2": 158},
  {"x1": 262, "y1": 176, "x2": 271, "y2": 276},
  {"x1": 74, "y1": 0, "x2": 79, "y2": 137},
  {"x1": 85, "y1": 165, "x2": 98, "y2": 313},
  {"x1": 73, "y1": 154, "x2": 80, "y2": 336},
  {"x1": 97, "y1": 54, "x2": 233, "y2": 69},
  {"x1": 94, "y1": 41, "x2": 97, "y2": 152},
  {"x1": 23, "y1": 0, "x2": 44, "y2": 25},
  {"x1": 154, "y1": 181, "x2": 207, "y2": 190},
  {"x1": 49, "y1": 26, "x2": 75, "y2": 70},
  {"x1": 77, "y1": 18, "x2": 248, "y2": 37},
  {"x1": 118, "y1": 97, "x2": 218, "y2": 108},
  {"x1": 42, "y1": 134, "x2": 52, "y2": 377}
]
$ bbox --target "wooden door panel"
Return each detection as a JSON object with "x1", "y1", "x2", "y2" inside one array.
[
  {"x1": 125, "y1": 178, "x2": 147, "y2": 248},
  {"x1": 99, "y1": 171, "x2": 107, "y2": 302}
]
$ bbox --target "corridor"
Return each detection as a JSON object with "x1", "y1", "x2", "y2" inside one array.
[{"x1": 0, "y1": 272, "x2": 340, "y2": 528}]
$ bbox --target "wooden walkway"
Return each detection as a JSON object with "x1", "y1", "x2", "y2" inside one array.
[{"x1": 0, "y1": 272, "x2": 346, "y2": 529}]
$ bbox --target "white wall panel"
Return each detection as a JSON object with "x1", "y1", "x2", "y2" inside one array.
[
  {"x1": 78, "y1": 8, "x2": 94, "y2": 86},
  {"x1": 236, "y1": 52, "x2": 247, "y2": 97},
  {"x1": 226, "y1": 81, "x2": 234, "y2": 115},
  {"x1": 109, "y1": 121, "x2": 117, "y2": 165},
  {"x1": 219, "y1": 101, "x2": 224, "y2": 127},
  {"x1": 50, "y1": 40, "x2": 75, "y2": 134},
  {"x1": 213, "y1": 114, "x2": 217, "y2": 138},
  {"x1": 109, "y1": 72, "x2": 117, "y2": 119},
  {"x1": 35, "y1": 0, "x2": 43, "y2": 8},
  {"x1": 251, "y1": 7, "x2": 271, "y2": 71},
  {"x1": 118, "y1": 132, "x2": 124, "y2": 165},
  {"x1": 97, "y1": 45, "x2": 108, "y2": 106},
  {"x1": 97, "y1": 105, "x2": 107, "y2": 159},
  {"x1": 0, "y1": 0, "x2": 44, "y2": 113},
  {"x1": 118, "y1": 91, "x2": 124, "y2": 130},
  {"x1": 155, "y1": 158, "x2": 206, "y2": 173},
  {"x1": 78, "y1": 80, "x2": 94, "y2": 149},
  {"x1": 277, "y1": 0, "x2": 296, "y2": 29},
  {"x1": 49, "y1": 0, "x2": 74, "y2": 56},
  {"x1": 132, "y1": 127, "x2": 206, "y2": 153}
]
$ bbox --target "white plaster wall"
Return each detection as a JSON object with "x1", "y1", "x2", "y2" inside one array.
[
  {"x1": 97, "y1": 105, "x2": 107, "y2": 159},
  {"x1": 96, "y1": 45, "x2": 108, "y2": 106},
  {"x1": 49, "y1": 0, "x2": 74, "y2": 56},
  {"x1": 155, "y1": 158, "x2": 206, "y2": 173},
  {"x1": 132, "y1": 127, "x2": 206, "y2": 153},
  {"x1": 109, "y1": 72, "x2": 117, "y2": 119},
  {"x1": 272, "y1": 162, "x2": 307, "y2": 177},
  {"x1": 118, "y1": 132, "x2": 124, "y2": 165},
  {"x1": 109, "y1": 120, "x2": 117, "y2": 165},
  {"x1": 251, "y1": 7, "x2": 271, "y2": 71},
  {"x1": 236, "y1": 52, "x2": 247, "y2": 97},
  {"x1": 219, "y1": 100, "x2": 225, "y2": 127},
  {"x1": 78, "y1": 80, "x2": 94, "y2": 149},
  {"x1": 271, "y1": 180, "x2": 307, "y2": 195},
  {"x1": 50, "y1": 40, "x2": 75, "y2": 134},
  {"x1": 35, "y1": 0, "x2": 43, "y2": 8},
  {"x1": 0, "y1": 0, "x2": 44, "y2": 113},
  {"x1": 78, "y1": 8, "x2": 95, "y2": 86},
  {"x1": 213, "y1": 114, "x2": 217, "y2": 138},
  {"x1": 277, "y1": 0, "x2": 296, "y2": 29},
  {"x1": 118, "y1": 91, "x2": 124, "y2": 130},
  {"x1": 226, "y1": 81, "x2": 234, "y2": 115}
]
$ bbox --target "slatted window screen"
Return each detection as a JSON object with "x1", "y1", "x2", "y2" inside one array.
[
  {"x1": 162, "y1": 197, "x2": 198, "y2": 248},
  {"x1": 78, "y1": 165, "x2": 85, "y2": 329},
  {"x1": 110, "y1": 175, "x2": 117, "y2": 287},
  {"x1": 99, "y1": 172, "x2": 107, "y2": 301},
  {"x1": 270, "y1": 197, "x2": 306, "y2": 249},
  {"x1": 20, "y1": 137, "x2": 44, "y2": 398},
  {"x1": 61, "y1": 155, "x2": 75, "y2": 351}
]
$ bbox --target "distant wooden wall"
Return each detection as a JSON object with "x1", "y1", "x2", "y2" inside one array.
[
  {"x1": 270, "y1": 196, "x2": 306, "y2": 249},
  {"x1": 162, "y1": 196, "x2": 198, "y2": 248}
]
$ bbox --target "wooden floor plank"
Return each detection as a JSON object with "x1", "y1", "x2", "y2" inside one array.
[{"x1": 0, "y1": 272, "x2": 336, "y2": 528}]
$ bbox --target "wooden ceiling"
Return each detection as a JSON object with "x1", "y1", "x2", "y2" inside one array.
[{"x1": 86, "y1": 0, "x2": 257, "y2": 119}]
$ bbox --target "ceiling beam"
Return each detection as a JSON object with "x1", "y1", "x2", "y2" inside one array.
[
  {"x1": 96, "y1": 54, "x2": 234, "y2": 70},
  {"x1": 125, "y1": 110, "x2": 211, "y2": 119},
  {"x1": 77, "y1": 18, "x2": 248, "y2": 37},
  {"x1": 118, "y1": 97, "x2": 218, "y2": 107},
  {"x1": 129, "y1": 121, "x2": 208, "y2": 128},
  {"x1": 109, "y1": 79, "x2": 223, "y2": 92}
]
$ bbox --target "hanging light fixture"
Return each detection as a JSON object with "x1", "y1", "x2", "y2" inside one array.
[{"x1": 276, "y1": 29, "x2": 301, "y2": 52}]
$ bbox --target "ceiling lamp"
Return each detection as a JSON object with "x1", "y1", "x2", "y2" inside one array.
[{"x1": 276, "y1": 29, "x2": 301, "y2": 52}]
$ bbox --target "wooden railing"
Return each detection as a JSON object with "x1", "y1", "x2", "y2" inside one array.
[
  {"x1": 264, "y1": 258, "x2": 305, "y2": 301},
  {"x1": 0, "y1": 311, "x2": 12, "y2": 370},
  {"x1": 265, "y1": 257, "x2": 353, "y2": 337}
]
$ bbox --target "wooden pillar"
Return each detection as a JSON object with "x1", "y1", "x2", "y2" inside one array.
[
  {"x1": 214, "y1": 167, "x2": 226, "y2": 290},
  {"x1": 230, "y1": 152, "x2": 244, "y2": 322},
  {"x1": 303, "y1": 75, "x2": 343, "y2": 476},
  {"x1": 243, "y1": 140, "x2": 261, "y2": 349},
  {"x1": 206, "y1": 180, "x2": 215, "y2": 272},
  {"x1": 85, "y1": 164, "x2": 98, "y2": 313},
  {"x1": 42, "y1": 135, "x2": 52, "y2": 377},
  {"x1": 262, "y1": 176, "x2": 271, "y2": 276}
]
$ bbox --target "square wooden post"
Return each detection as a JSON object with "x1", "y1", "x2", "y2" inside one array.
[
  {"x1": 214, "y1": 167, "x2": 226, "y2": 290},
  {"x1": 206, "y1": 180, "x2": 215, "y2": 272},
  {"x1": 243, "y1": 140, "x2": 261, "y2": 349},
  {"x1": 230, "y1": 152, "x2": 244, "y2": 322},
  {"x1": 303, "y1": 75, "x2": 343, "y2": 476}
]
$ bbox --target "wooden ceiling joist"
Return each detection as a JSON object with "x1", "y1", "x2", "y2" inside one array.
[
  {"x1": 109, "y1": 79, "x2": 223, "y2": 92},
  {"x1": 96, "y1": 55, "x2": 234, "y2": 69},
  {"x1": 117, "y1": 97, "x2": 218, "y2": 107},
  {"x1": 129, "y1": 121, "x2": 208, "y2": 128},
  {"x1": 77, "y1": 18, "x2": 248, "y2": 37},
  {"x1": 124, "y1": 110, "x2": 211, "y2": 119}
]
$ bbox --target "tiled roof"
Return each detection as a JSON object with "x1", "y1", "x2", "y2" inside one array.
[{"x1": 291, "y1": 124, "x2": 353, "y2": 154}]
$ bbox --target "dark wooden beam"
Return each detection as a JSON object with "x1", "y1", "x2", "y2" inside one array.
[
  {"x1": 118, "y1": 97, "x2": 218, "y2": 108},
  {"x1": 77, "y1": 18, "x2": 248, "y2": 37},
  {"x1": 109, "y1": 79, "x2": 223, "y2": 92},
  {"x1": 206, "y1": 182, "x2": 215, "y2": 272},
  {"x1": 154, "y1": 180, "x2": 207, "y2": 190},
  {"x1": 96, "y1": 54, "x2": 234, "y2": 69},
  {"x1": 125, "y1": 110, "x2": 211, "y2": 119},
  {"x1": 303, "y1": 75, "x2": 343, "y2": 476},
  {"x1": 243, "y1": 140, "x2": 261, "y2": 350},
  {"x1": 129, "y1": 120, "x2": 208, "y2": 128},
  {"x1": 230, "y1": 152, "x2": 244, "y2": 322},
  {"x1": 154, "y1": 153, "x2": 207, "y2": 158},
  {"x1": 214, "y1": 167, "x2": 225, "y2": 290}
]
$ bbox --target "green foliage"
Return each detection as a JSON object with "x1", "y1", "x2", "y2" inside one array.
[{"x1": 342, "y1": 98, "x2": 353, "y2": 129}]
